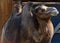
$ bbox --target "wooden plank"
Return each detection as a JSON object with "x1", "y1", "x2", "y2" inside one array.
[
  {"x1": 22, "y1": 2, "x2": 60, "y2": 4},
  {"x1": 0, "y1": 0, "x2": 14, "y2": 41}
]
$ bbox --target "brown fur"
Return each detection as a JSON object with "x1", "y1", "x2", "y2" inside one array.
[{"x1": 31, "y1": 7, "x2": 54, "y2": 43}]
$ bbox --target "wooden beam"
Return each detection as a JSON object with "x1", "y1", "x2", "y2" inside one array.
[{"x1": 22, "y1": 2, "x2": 60, "y2": 4}]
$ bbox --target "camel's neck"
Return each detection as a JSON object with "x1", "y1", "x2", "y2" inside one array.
[
  {"x1": 36, "y1": 16, "x2": 51, "y2": 24},
  {"x1": 36, "y1": 16, "x2": 51, "y2": 29}
]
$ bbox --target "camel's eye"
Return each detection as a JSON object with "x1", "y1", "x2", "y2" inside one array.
[
  {"x1": 37, "y1": 9, "x2": 45, "y2": 14},
  {"x1": 41, "y1": 9, "x2": 45, "y2": 12}
]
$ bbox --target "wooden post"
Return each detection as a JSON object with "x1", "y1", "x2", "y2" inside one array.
[{"x1": 0, "y1": 0, "x2": 14, "y2": 42}]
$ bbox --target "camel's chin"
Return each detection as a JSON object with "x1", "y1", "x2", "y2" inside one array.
[{"x1": 51, "y1": 14, "x2": 57, "y2": 16}]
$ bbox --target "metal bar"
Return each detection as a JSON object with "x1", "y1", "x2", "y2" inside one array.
[{"x1": 22, "y1": 2, "x2": 60, "y2": 4}]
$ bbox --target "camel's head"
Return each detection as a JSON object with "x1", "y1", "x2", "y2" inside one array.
[
  {"x1": 15, "y1": 1, "x2": 23, "y2": 13},
  {"x1": 31, "y1": 5, "x2": 59, "y2": 19}
]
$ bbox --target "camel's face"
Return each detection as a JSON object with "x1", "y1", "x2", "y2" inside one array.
[
  {"x1": 15, "y1": 1, "x2": 23, "y2": 14},
  {"x1": 32, "y1": 5, "x2": 59, "y2": 19}
]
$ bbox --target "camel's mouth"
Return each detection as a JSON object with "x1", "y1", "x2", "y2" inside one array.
[{"x1": 45, "y1": 7, "x2": 59, "y2": 16}]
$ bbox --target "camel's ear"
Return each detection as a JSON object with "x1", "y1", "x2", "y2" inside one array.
[{"x1": 31, "y1": 7, "x2": 38, "y2": 15}]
